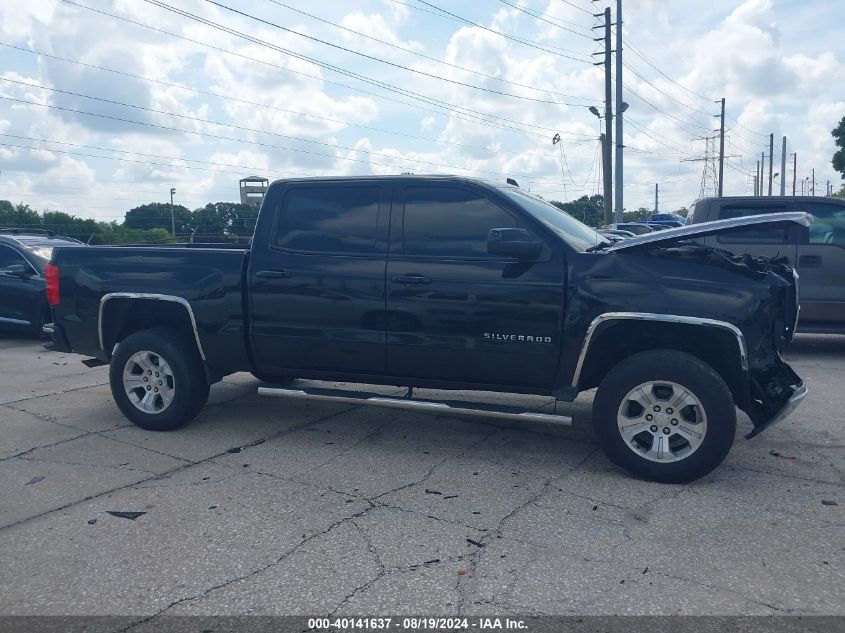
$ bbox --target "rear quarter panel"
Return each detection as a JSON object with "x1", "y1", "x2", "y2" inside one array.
[{"x1": 52, "y1": 246, "x2": 250, "y2": 372}]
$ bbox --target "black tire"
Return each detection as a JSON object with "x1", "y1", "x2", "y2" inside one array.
[
  {"x1": 28, "y1": 306, "x2": 50, "y2": 339},
  {"x1": 109, "y1": 327, "x2": 209, "y2": 431},
  {"x1": 250, "y1": 370, "x2": 294, "y2": 385},
  {"x1": 593, "y1": 349, "x2": 736, "y2": 484}
]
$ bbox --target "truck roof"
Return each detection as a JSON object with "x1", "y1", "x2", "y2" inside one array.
[
  {"x1": 693, "y1": 195, "x2": 845, "y2": 206},
  {"x1": 267, "y1": 174, "x2": 519, "y2": 189}
]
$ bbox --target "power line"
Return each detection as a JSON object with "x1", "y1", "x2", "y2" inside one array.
[
  {"x1": 0, "y1": 104, "x2": 570, "y2": 186},
  {"x1": 618, "y1": 78, "x2": 713, "y2": 135},
  {"x1": 496, "y1": 0, "x2": 594, "y2": 39},
  {"x1": 621, "y1": 36, "x2": 713, "y2": 103},
  {"x1": 262, "y1": 0, "x2": 594, "y2": 102},
  {"x1": 0, "y1": 42, "x2": 593, "y2": 160},
  {"x1": 62, "y1": 0, "x2": 573, "y2": 140},
  {"x1": 172, "y1": 0, "x2": 593, "y2": 106},
  {"x1": 384, "y1": 0, "x2": 594, "y2": 62},
  {"x1": 0, "y1": 80, "x2": 578, "y2": 181},
  {"x1": 625, "y1": 118, "x2": 699, "y2": 157},
  {"x1": 621, "y1": 61, "x2": 712, "y2": 117},
  {"x1": 558, "y1": 0, "x2": 594, "y2": 16}
]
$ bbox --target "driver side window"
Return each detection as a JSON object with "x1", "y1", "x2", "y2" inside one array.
[{"x1": 401, "y1": 186, "x2": 525, "y2": 259}]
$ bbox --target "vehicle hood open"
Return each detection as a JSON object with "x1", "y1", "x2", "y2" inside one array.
[{"x1": 606, "y1": 212, "x2": 812, "y2": 252}]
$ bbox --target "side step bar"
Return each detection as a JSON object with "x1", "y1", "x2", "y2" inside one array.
[{"x1": 257, "y1": 386, "x2": 572, "y2": 426}]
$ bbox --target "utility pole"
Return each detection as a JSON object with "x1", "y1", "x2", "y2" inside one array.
[
  {"x1": 754, "y1": 163, "x2": 759, "y2": 196},
  {"x1": 792, "y1": 153, "x2": 797, "y2": 196},
  {"x1": 613, "y1": 0, "x2": 623, "y2": 223},
  {"x1": 169, "y1": 187, "x2": 176, "y2": 237},
  {"x1": 760, "y1": 152, "x2": 765, "y2": 196},
  {"x1": 779, "y1": 136, "x2": 787, "y2": 196},
  {"x1": 654, "y1": 183, "x2": 658, "y2": 212},
  {"x1": 768, "y1": 133, "x2": 774, "y2": 196},
  {"x1": 717, "y1": 97, "x2": 725, "y2": 196},
  {"x1": 593, "y1": 6, "x2": 613, "y2": 225},
  {"x1": 811, "y1": 168, "x2": 815, "y2": 196}
]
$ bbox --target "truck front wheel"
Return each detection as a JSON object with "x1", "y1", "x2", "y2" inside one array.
[
  {"x1": 592, "y1": 350, "x2": 736, "y2": 483},
  {"x1": 109, "y1": 327, "x2": 209, "y2": 431}
]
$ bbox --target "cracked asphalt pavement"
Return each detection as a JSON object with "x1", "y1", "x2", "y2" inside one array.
[{"x1": 0, "y1": 334, "x2": 842, "y2": 617}]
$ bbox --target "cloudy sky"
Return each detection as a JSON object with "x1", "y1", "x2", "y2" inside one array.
[{"x1": 0, "y1": 0, "x2": 842, "y2": 223}]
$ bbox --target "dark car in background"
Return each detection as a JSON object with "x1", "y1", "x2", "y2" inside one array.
[
  {"x1": 0, "y1": 229, "x2": 83, "y2": 336},
  {"x1": 646, "y1": 212, "x2": 686, "y2": 228},
  {"x1": 688, "y1": 196, "x2": 845, "y2": 334}
]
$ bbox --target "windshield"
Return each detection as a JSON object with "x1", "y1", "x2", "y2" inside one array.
[{"x1": 499, "y1": 188, "x2": 609, "y2": 252}]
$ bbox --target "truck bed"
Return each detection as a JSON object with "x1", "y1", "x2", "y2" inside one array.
[{"x1": 50, "y1": 245, "x2": 252, "y2": 374}]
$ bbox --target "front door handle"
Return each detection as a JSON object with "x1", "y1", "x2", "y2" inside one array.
[
  {"x1": 798, "y1": 255, "x2": 822, "y2": 267},
  {"x1": 391, "y1": 274, "x2": 431, "y2": 285},
  {"x1": 255, "y1": 269, "x2": 291, "y2": 279}
]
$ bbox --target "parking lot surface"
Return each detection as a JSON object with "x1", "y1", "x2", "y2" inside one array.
[{"x1": 0, "y1": 334, "x2": 842, "y2": 618}]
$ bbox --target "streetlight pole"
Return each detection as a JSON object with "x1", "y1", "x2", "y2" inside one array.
[{"x1": 169, "y1": 187, "x2": 176, "y2": 237}]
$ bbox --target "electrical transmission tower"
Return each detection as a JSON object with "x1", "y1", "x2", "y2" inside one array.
[
  {"x1": 682, "y1": 135, "x2": 735, "y2": 198},
  {"x1": 697, "y1": 136, "x2": 719, "y2": 198}
]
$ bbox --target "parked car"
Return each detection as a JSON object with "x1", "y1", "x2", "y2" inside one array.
[
  {"x1": 688, "y1": 196, "x2": 845, "y2": 334},
  {"x1": 598, "y1": 228, "x2": 636, "y2": 242},
  {"x1": 604, "y1": 222, "x2": 654, "y2": 235},
  {"x1": 48, "y1": 176, "x2": 806, "y2": 483},
  {"x1": 0, "y1": 229, "x2": 83, "y2": 336},
  {"x1": 647, "y1": 213, "x2": 686, "y2": 228}
]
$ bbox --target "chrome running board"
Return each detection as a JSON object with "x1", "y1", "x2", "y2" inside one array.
[{"x1": 257, "y1": 386, "x2": 572, "y2": 426}]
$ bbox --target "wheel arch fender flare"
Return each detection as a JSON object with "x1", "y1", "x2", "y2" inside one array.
[
  {"x1": 98, "y1": 293, "x2": 206, "y2": 361},
  {"x1": 571, "y1": 312, "x2": 749, "y2": 403}
]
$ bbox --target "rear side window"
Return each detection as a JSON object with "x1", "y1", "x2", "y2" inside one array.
[
  {"x1": 402, "y1": 187, "x2": 521, "y2": 258},
  {"x1": 275, "y1": 186, "x2": 380, "y2": 254},
  {"x1": 717, "y1": 205, "x2": 790, "y2": 244},
  {"x1": 0, "y1": 244, "x2": 28, "y2": 269}
]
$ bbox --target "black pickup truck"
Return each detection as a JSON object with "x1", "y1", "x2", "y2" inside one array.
[{"x1": 47, "y1": 176, "x2": 807, "y2": 483}]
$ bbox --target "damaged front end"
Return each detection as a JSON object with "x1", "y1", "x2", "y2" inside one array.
[
  {"x1": 607, "y1": 212, "x2": 810, "y2": 440},
  {"x1": 740, "y1": 257, "x2": 806, "y2": 438}
]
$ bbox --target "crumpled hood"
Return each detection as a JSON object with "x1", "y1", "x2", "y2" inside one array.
[{"x1": 606, "y1": 212, "x2": 812, "y2": 252}]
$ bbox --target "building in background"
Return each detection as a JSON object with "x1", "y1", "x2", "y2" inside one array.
[{"x1": 239, "y1": 176, "x2": 269, "y2": 209}]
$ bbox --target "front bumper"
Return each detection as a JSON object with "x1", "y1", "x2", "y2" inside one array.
[{"x1": 745, "y1": 383, "x2": 808, "y2": 439}]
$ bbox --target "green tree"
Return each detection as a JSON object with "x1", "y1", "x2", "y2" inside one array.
[
  {"x1": 124, "y1": 202, "x2": 192, "y2": 235},
  {"x1": 833, "y1": 116, "x2": 845, "y2": 180},
  {"x1": 192, "y1": 202, "x2": 258, "y2": 241},
  {"x1": 0, "y1": 201, "x2": 42, "y2": 229},
  {"x1": 550, "y1": 195, "x2": 604, "y2": 227},
  {"x1": 623, "y1": 207, "x2": 651, "y2": 222}
]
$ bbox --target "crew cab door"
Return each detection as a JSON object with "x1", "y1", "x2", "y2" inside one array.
[
  {"x1": 793, "y1": 200, "x2": 845, "y2": 325},
  {"x1": 384, "y1": 183, "x2": 565, "y2": 388},
  {"x1": 248, "y1": 182, "x2": 391, "y2": 374}
]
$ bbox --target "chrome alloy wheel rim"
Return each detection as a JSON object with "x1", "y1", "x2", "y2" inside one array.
[
  {"x1": 616, "y1": 381, "x2": 707, "y2": 463},
  {"x1": 123, "y1": 350, "x2": 176, "y2": 414}
]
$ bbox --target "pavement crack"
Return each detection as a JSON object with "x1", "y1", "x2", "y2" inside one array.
[
  {"x1": 17, "y1": 455, "x2": 159, "y2": 475},
  {"x1": 121, "y1": 504, "x2": 379, "y2": 629}
]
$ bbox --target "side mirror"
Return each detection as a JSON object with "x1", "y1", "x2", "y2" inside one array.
[
  {"x1": 3, "y1": 263, "x2": 35, "y2": 278},
  {"x1": 487, "y1": 228, "x2": 542, "y2": 260}
]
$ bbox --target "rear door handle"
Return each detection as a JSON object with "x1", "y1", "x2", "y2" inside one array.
[
  {"x1": 255, "y1": 269, "x2": 291, "y2": 279},
  {"x1": 391, "y1": 274, "x2": 431, "y2": 285},
  {"x1": 798, "y1": 255, "x2": 822, "y2": 267}
]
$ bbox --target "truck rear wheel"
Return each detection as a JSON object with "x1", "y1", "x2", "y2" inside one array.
[
  {"x1": 593, "y1": 350, "x2": 736, "y2": 483},
  {"x1": 109, "y1": 327, "x2": 209, "y2": 431}
]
